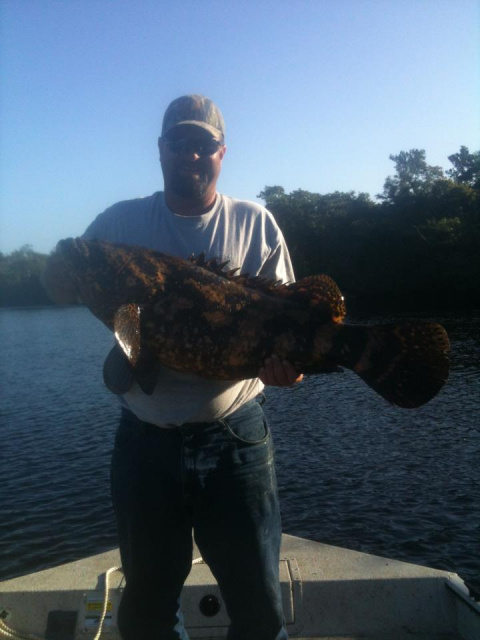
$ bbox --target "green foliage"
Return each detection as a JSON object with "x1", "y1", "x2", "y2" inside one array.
[
  {"x1": 260, "y1": 146, "x2": 480, "y2": 311},
  {"x1": 0, "y1": 246, "x2": 52, "y2": 306},
  {"x1": 379, "y1": 149, "x2": 445, "y2": 203},
  {"x1": 447, "y1": 146, "x2": 480, "y2": 189}
]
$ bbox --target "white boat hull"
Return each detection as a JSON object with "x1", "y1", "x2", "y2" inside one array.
[{"x1": 1, "y1": 534, "x2": 479, "y2": 639}]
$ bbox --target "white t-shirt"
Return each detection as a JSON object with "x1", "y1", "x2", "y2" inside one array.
[{"x1": 83, "y1": 191, "x2": 295, "y2": 426}]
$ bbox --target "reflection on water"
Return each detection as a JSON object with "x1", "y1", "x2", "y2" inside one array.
[{"x1": 0, "y1": 307, "x2": 479, "y2": 592}]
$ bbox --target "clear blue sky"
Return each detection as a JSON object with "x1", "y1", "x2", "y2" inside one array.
[{"x1": 1, "y1": 0, "x2": 479, "y2": 254}]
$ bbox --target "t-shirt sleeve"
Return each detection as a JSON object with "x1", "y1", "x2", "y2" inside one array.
[
  {"x1": 258, "y1": 213, "x2": 295, "y2": 284},
  {"x1": 82, "y1": 207, "x2": 117, "y2": 241}
]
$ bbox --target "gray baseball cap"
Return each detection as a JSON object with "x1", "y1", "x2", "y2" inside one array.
[{"x1": 162, "y1": 94, "x2": 225, "y2": 141}]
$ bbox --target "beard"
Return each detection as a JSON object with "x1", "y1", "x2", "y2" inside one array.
[{"x1": 170, "y1": 172, "x2": 209, "y2": 199}]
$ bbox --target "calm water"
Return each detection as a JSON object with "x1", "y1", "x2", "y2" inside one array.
[{"x1": 0, "y1": 307, "x2": 479, "y2": 593}]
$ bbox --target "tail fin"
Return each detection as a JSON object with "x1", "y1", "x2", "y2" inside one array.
[{"x1": 338, "y1": 322, "x2": 450, "y2": 408}]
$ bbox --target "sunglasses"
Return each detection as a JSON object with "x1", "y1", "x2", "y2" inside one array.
[{"x1": 164, "y1": 137, "x2": 224, "y2": 157}]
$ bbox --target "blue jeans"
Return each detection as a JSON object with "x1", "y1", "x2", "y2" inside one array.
[{"x1": 111, "y1": 398, "x2": 288, "y2": 640}]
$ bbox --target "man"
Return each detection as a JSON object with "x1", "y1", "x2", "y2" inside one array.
[{"x1": 82, "y1": 95, "x2": 301, "y2": 639}]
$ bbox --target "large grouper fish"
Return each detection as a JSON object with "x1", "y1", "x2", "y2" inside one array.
[{"x1": 43, "y1": 237, "x2": 450, "y2": 408}]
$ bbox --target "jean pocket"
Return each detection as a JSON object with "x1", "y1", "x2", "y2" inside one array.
[{"x1": 221, "y1": 400, "x2": 269, "y2": 444}]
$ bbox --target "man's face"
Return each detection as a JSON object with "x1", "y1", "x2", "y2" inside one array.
[{"x1": 159, "y1": 125, "x2": 226, "y2": 201}]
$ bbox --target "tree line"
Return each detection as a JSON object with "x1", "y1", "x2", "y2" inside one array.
[
  {"x1": 0, "y1": 245, "x2": 51, "y2": 306},
  {"x1": 1, "y1": 146, "x2": 478, "y2": 312},
  {"x1": 259, "y1": 146, "x2": 479, "y2": 312}
]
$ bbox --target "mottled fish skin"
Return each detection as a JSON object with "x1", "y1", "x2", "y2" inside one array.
[{"x1": 45, "y1": 238, "x2": 450, "y2": 409}]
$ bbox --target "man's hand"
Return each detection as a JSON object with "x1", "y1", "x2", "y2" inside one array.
[{"x1": 258, "y1": 355, "x2": 304, "y2": 387}]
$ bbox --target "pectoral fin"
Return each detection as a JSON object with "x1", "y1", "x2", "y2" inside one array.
[
  {"x1": 103, "y1": 343, "x2": 134, "y2": 394},
  {"x1": 112, "y1": 304, "x2": 158, "y2": 395},
  {"x1": 114, "y1": 304, "x2": 142, "y2": 366}
]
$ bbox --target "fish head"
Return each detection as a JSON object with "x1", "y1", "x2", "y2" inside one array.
[
  {"x1": 53, "y1": 238, "x2": 137, "y2": 323},
  {"x1": 57, "y1": 236, "x2": 116, "y2": 267},
  {"x1": 48, "y1": 238, "x2": 170, "y2": 328},
  {"x1": 54, "y1": 237, "x2": 121, "y2": 298},
  {"x1": 42, "y1": 238, "x2": 87, "y2": 305}
]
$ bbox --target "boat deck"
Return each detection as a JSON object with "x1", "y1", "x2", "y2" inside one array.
[{"x1": 1, "y1": 534, "x2": 479, "y2": 639}]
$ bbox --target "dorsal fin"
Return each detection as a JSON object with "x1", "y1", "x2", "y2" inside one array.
[
  {"x1": 231, "y1": 273, "x2": 285, "y2": 293},
  {"x1": 188, "y1": 252, "x2": 285, "y2": 295},
  {"x1": 188, "y1": 254, "x2": 345, "y2": 319},
  {"x1": 189, "y1": 253, "x2": 233, "y2": 277}
]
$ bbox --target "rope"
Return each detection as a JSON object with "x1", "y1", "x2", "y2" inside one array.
[
  {"x1": 0, "y1": 565, "x2": 124, "y2": 640},
  {"x1": 92, "y1": 565, "x2": 123, "y2": 640},
  {"x1": 0, "y1": 559, "x2": 202, "y2": 639}
]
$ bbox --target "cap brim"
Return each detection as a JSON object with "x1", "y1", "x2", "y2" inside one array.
[{"x1": 163, "y1": 120, "x2": 224, "y2": 140}]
